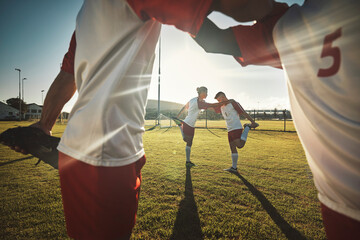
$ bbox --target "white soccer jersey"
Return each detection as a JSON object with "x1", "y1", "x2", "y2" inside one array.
[
  {"x1": 273, "y1": 0, "x2": 360, "y2": 220},
  {"x1": 220, "y1": 102, "x2": 244, "y2": 132},
  {"x1": 57, "y1": 0, "x2": 212, "y2": 167},
  {"x1": 183, "y1": 97, "x2": 209, "y2": 128}
]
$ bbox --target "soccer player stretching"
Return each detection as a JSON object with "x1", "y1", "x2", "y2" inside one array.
[
  {"x1": 214, "y1": 92, "x2": 258, "y2": 172},
  {"x1": 175, "y1": 87, "x2": 232, "y2": 166}
]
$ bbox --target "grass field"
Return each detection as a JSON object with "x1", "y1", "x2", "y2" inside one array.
[
  {"x1": 0, "y1": 121, "x2": 326, "y2": 239},
  {"x1": 145, "y1": 119, "x2": 297, "y2": 132}
]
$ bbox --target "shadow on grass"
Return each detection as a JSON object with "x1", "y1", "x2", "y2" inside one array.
[
  {"x1": 0, "y1": 156, "x2": 34, "y2": 167},
  {"x1": 170, "y1": 165, "x2": 203, "y2": 240},
  {"x1": 231, "y1": 171, "x2": 306, "y2": 240}
]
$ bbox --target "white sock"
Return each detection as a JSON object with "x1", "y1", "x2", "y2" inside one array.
[
  {"x1": 232, "y1": 153, "x2": 238, "y2": 169},
  {"x1": 186, "y1": 146, "x2": 191, "y2": 162},
  {"x1": 241, "y1": 126, "x2": 250, "y2": 141}
]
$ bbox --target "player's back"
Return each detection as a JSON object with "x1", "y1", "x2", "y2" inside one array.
[{"x1": 273, "y1": 0, "x2": 360, "y2": 220}]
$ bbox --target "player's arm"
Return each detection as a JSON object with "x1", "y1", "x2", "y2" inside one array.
[
  {"x1": 194, "y1": 18, "x2": 241, "y2": 56},
  {"x1": 211, "y1": 0, "x2": 274, "y2": 23},
  {"x1": 127, "y1": 0, "x2": 273, "y2": 37},
  {"x1": 176, "y1": 102, "x2": 189, "y2": 118},
  {"x1": 37, "y1": 32, "x2": 76, "y2": 135},
  {"x1": 233, "y1": 102, "x2": 257, "y2": 127},
  {"x1": 202, "y1": 99, "x2": 234, "y2": 109},
  {"x1": 11, "y1": 32, "x2": 76, "y2": 154},
  {"x1": 37, "y1": 71, "x2": 76, "y2": 134}
]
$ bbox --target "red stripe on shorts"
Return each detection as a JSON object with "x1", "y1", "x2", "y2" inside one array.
[{"x1": 59, "y1": 152, "x2": 146, "y2": 240}]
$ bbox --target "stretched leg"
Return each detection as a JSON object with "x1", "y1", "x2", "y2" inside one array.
[
  {"x1": 183, "y1": 134, "x2": 195, "y2": 166},
  {"x1": 181, "y1": 123, "x2": 196, "y2": 166},
  {"x1": 230, "y1": 142, "x2": 239, "y2": 170}
]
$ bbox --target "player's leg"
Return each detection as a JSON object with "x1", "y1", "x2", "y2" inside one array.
[
  {"x1": 184, "y1": 135, "x2": 195, "y2": 166},
  {"x1": 58, "y1": 151, "x2": 146, "y2": 240},
  {"x1": 172, "y1": 117, "x2": 185, "y2": 139},
  {"x1": 224, "y1": 130, "x2": 241, "y2": 172},
  {"x1": 224, "y1": 142, "x2": 239, "y2": 172},
  {"x1": 240, "y1": 124, "x2": 251, "y2": 143},
  {"x1": 182, "y1": 123, "x2": 196, "y2": 166}
]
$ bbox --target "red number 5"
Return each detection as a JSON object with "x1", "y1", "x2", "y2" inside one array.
[{"x1": 317, "y1": 28, "x2": 342, "y2": 77}]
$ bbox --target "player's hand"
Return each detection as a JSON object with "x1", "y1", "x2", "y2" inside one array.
[
  {"x1": 250, "y1": 122, "x2": 259, "y2": 129},
  {"x1": 6, "y1": 122, "x2": 51, "y2": 155}
]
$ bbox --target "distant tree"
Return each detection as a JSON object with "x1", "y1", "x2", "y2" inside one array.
[{"x1": 6, "y1": 98, "x2": 27, "y2": 114}]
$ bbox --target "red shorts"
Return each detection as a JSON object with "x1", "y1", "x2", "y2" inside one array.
[
  {"x1": 321, "y1": 203, "x2": 360, "y2": 240},
  {"x1": 228, "y1": 129, "x2": 243, "y2": 143},
  {"x1": 182, "y1": 122, "x2": 195, "y2": 137},
  {"x1": 59, "y1": 152, "x2": 146, "y2": 240}
]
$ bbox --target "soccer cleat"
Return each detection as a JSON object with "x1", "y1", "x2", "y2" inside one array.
[
  {"x1": 171, "y1": 117, "x2": 183, "y2": 127},
  {"x1": 224, "y1": 167, "x2": 238, "y2": 173},
  {"x1": 186, "y1": 161, "x2": 196, "y2": 167}
]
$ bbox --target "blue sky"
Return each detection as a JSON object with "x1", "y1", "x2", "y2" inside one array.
[{"x1": 0, "y1": 0, "x2": 304, "y2": 112}]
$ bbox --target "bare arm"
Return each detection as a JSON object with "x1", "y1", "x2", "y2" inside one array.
[
  {"x1": 37, "y1": 70, "x2": 76, "y2": 134},
  {"x1": 242, "y1": 111, "x2": 256, "y2": 124},
  {"x1": 176, "y1": 102, "x2": 189, "y2": 118},
  {"x1": 194, "y1": 18, "x2": 241, "y2": 56},
  {"x1": 207, "y1": 99, "x2": 234, "y2": 109}
]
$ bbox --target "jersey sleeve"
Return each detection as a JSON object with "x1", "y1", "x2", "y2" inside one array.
[
  {"x1": 61, "y1": 32, "x2": 76, "y2": 75},
  {"x1": 232, "y1": 2, "x2": 289, "y2": 69},
  {"x1": 231, "y1": 102, "x2": 245, "y2": 115},
  {"x1": 126, "y1": 0, "x2": 212, "y2": 36},
  {"x1": 197, "y1": 99, "x2": 210, "y2": 110}
]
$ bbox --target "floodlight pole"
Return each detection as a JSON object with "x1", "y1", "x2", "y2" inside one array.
[
  {"x1": 15, "y1": 68, "x2": 21, "y2": 121},
  {"x1": 157, "y1": 36, "x2": 161, "y2": 125},
  {"x1": 22, "y1": 78, "x2": 27, "y2": 102}
]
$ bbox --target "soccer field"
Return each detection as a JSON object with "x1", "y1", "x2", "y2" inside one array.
[{"x1": 0, "y1": 121, "x2": 326, "y2": 239}]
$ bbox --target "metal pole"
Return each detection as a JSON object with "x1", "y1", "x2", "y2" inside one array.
[
  {"x1": 283, "y1": 109, "x2": 287, "y2": 132},
  {"x1": 22, "y1": 78, "x2": 27, "y2": 102},
  {"x1": 157, "y1": 37, "x2": 161, "y2": 125},
  {"x1": 206, "y1": 109, "x2": 208, "y2": 128},
  {"x1": 15, "y1": 68, "x2": 21, "y2": 121}
]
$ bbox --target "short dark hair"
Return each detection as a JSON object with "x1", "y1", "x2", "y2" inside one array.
[{"x1": 214, "y1": 91, "x2": 226, "y2": 99}]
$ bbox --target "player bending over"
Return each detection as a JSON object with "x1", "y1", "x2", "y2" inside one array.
[
  {"x1": 175, "y1": 87, "x2": 232, "y2": 167},
  {"x1": 214, "y1": 92, "x2": 258, "y2": 173}
]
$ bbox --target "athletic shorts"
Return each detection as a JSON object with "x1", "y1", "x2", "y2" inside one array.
[
  {"x1": 228, "y1": 129, "x2": 243, "y2": 143},
  {"x1": 182, "y1": 122, "x2": 195, "y2": 137},
  {"x1": 321, "y1": 203, "x2": 360, "y2": 240},
  {"x1": 59, "y1": 151, "x2": 146, "y2": 240}
]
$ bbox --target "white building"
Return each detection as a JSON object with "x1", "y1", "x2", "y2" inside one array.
[
  {"x1": 0, "y1": 101, "x2": 19, "y2": 120},
  {"x1": 25, "y1": 103, "x2": 43, "y2": 120}
]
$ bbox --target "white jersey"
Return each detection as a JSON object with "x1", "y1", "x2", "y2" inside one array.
[
  {"x1": 221, "y1": 102, "x2": 244, "y2": 132},
  {"x1": 57, "y1": 0, "x2": 213, "y2": 167},
  {"x1": 183, "y1": 97, "x2": 209, "y2": 128},
  {"x1": 273, "y1": 0, "x2": 360, "y2": 220}
]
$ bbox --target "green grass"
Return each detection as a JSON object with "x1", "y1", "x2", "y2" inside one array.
[{"x1": 0, "y1": 121, "x2": 325, "y2": 239}]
